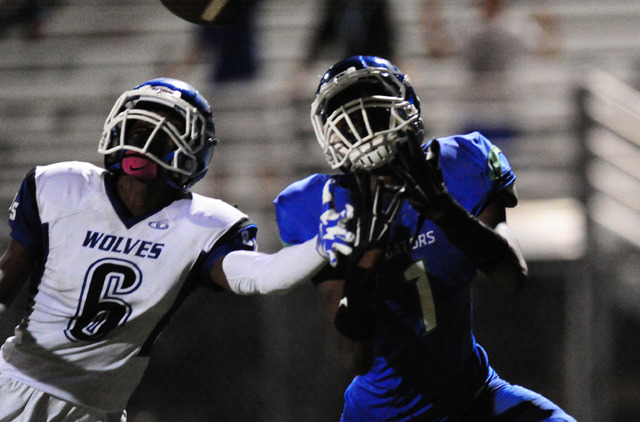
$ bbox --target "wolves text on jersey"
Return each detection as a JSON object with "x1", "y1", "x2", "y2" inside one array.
[{"x1": 82, "y1": 230, "x2": 164, "y2": 259}]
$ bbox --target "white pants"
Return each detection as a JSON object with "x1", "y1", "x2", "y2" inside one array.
[{"x1": 0, "y1": 374, "x2": 126, "y2": 422}]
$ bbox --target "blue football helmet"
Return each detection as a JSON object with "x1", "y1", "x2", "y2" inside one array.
[
  {"x1": 98, "y1": 78, "x2": 217, "y2": 191},
  {"x1": 311, "y1": 56, "x2": 424, "y2": 171}
]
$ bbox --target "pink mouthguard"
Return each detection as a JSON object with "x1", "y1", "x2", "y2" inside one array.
[{"x1": 122, "y1": 152, "x2": 158, "y2": 180}]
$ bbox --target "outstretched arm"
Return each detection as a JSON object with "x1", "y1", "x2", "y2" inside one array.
[
  {"x1": 0, "y1": 240, "x2": 35, "y2": 318},
  {"x1": 392, "y1": 139, "x2": 527, "y2": 295},
  {"x1": 476, "y1": 198, "x2": 528, "y2": 295},
  {"x1": 212, "y1": 178, "x2": 355, "y2": 295},
  {"x1": 212, "y1": 236, "x2": 328, "y2": 295},
  {"x1": 316, "y1": 278, "x2": 373, "y2": 375},
  {"x1": 314, "y1": 171, "x2": 404, "y2": 374}
]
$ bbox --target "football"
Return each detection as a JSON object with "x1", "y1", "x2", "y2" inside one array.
[{"x1": 159, "y1": 0, "x2": 242, "y2": 25}]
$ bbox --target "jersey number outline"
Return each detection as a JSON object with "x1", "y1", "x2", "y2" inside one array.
[
  {"x1": 65, "y1": 258, "x2": 142, "y2": 342},
  {"x1": 9, "y1": 201, "x2": 19, "y2": 221},
  {"x1": 404, "y1": 260, "x2": 437, "y2": 335}
]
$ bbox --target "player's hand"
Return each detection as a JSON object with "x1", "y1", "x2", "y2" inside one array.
[
  {"x1": 390, "y1": 138, "x2": 448, "y2": 219},
  {"x1": 334, "y1": 264, "x2": 378, "y2": 340},
  {"x1": 317, "y1": 178, "x2": 356, "y2": 267},
  {"x1": 336, "y1": 170, "x2": 406, "y2": 341},
  {"x1": 347, "y1": 169, "x2": 403, "y2": 254}
]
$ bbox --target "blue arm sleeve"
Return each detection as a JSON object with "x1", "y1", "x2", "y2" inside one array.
[
  {"x1": 274, "y1": 173, "x2": 352, "y2": 246},
  {"x1": 273, "y1": 174, "x2": 327, "y2": 246},
  {"x1": 198, "y1": 219, "x2": 258, "y2": 287},
  {"x1": 434, "y1": 132, "x2": 517, "y2": 216},
  {"x1": 9, "y1": 168, "x2": 44, "y2": 252}
]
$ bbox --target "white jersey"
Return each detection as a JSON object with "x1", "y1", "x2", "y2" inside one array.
[{"x1": 0, "y1": 161, "x2": 256, "y2": 413}]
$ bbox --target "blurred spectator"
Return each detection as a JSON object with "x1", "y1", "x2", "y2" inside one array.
[
  {"x1": 422, "y1": 0, "x2": 560, "y2": 144},
  {"x1": 294, "y1": 0, "x2": 396, "y2": 88},
  {"x1": 302, "y1": 0, "x2": 395, "y2": 66},
  {"x1": 287, "y1": 0, "x2": 396, "y2": 137},
  {"x1": 0, "y1": 0, "x2": 54, "y2": 41},
  {"x1": 421, "y1": 0, "x2": 455, "y2": 59},
  {"x1": 193, "y1": 0, "x2": 262, "y2": 84}
]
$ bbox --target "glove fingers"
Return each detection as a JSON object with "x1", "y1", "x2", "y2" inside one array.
[
  {"x1": 327, "y1": 249, "x2": 338, "y2": 267},
  {"x1": 333, "y1": 243, "x2": 354, "y2": 256},
  {"x1": 318, "y1": 177, "x2": 356, "y2": 267},
  {"x1": 322, "y1": 178, "x2": 336, "y2": 209},
  {"x1": 390, "y1": 145, "x2": 419, "y2": 187},
  {"x1": 426, "y1": 139, "x2": 440, "y2": 167},
  {"x1": 386, "y1": 190, "x2": 404, "y2": 222},
  {"x1": 392, "y1": 142, "x2": 413, "y2": 176},
  {"x1": 339, "y1": 204, "x2": 354, "y2": 222},
  {"x1": 336, "y1": 229, "x2": 356, "y2": 243}
]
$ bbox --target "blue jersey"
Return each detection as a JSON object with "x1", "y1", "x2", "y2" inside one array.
[{"x1": 274, "y1": 132, "x2": 517, "y2": 419}]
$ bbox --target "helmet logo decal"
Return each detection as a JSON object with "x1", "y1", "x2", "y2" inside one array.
[{"x1": 488, "y1": 145, "x2": 503, "y2": 181}]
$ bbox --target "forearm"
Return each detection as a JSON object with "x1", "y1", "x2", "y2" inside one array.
[
  {"x1": 434, "y1": 199, "x2": 527, "y2": 294},
  {"x1": 333, "y1": 327, "x2": 373, "y2": 375},
  {"x1": 0, "y1": 241, "x2": 33, "y2": 309},
  {"x1": 330, "y1": 249, "x2": 382, "y2": 375},
  {"x1": 317, "y1": 279, "x2": 374, "y2": 375},
  {"x1": 434, "y1": 197, "x2": 510, "y2": 271},
  {"x1": 222, "y1": 237, "x2": 326, "y2": 295},
  {"x1": 484, "y1": 222, "x2": 528, "y2": 295}
]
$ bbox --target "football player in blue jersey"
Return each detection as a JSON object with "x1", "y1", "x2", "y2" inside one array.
[
  {"x1": 274, "y1": 56, "x2": 576, "y2": 421},
  {"x1": 0, "y1": 78, "x2": 354, "y2": 421}
]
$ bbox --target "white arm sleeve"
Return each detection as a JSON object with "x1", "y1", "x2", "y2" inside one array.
[{"x1": 222, "y1": 236, "x2": 326, "y2": 295}]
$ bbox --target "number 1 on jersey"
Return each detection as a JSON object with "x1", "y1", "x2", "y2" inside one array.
[{"x1": 404, "y1": 260, "x2": 437, "y2": 335}]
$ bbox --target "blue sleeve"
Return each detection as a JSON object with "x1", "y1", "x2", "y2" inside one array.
[
  {"x1": 9, "y1": 168, "x2": 44, "y2": 252},
  {"x1": 273, "y1": 173, "x2": 329, "y2": 246},
  {"x1": 273, "y1": 173, "x2": 352, "y2": 246},
  {"x1": 198, "y1": 220, "x2": 258, "y2": 287},
  {"x1": 432, "y1": 132, "x2": 517, "y2": 216}
]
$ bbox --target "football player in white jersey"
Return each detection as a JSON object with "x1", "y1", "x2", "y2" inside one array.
[{"x1": 0, "y1": 78, "x2": 355, "y2": 421}]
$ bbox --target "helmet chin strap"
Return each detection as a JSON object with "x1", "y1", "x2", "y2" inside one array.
[{"x1": 122, "y1": 151, "x2": 158, "y2": 180}]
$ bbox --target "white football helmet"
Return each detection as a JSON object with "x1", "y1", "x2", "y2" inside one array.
[
  {"x1": 311, "y1": 56, "x2": 424, "y2": 171},
  {"x1": 98, "y1": 78, "x2": 217, "y2": 191}
]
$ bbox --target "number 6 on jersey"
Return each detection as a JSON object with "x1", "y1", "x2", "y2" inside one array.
[{"x1": 65, "y1": 258, "x2": 142, "y2": 342}]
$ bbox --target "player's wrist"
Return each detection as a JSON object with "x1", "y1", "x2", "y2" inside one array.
[
  {"x1": 334, "y1": 301, "x2": 376, "y2": 341},
  {"x1": 334, "y1": 265, "x2": 378, "y2": 340},
  {"x1": 427, "y1": 192, "x2": 460, "y2": 225},
  {"x1": 343, "y1": 265, "x2": 376, "y2": 298},
  {"x1": 407, "y1": 187, "x2": 449, "y2": 220}
]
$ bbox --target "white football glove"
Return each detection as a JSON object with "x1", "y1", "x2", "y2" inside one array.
[{"x1": 317, "y1": 178, "x2": 356, "y2": 267}]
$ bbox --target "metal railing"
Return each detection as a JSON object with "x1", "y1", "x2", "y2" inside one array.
[{"x1": 568, "y1": 66, "x2": 640, "y2": 422}]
